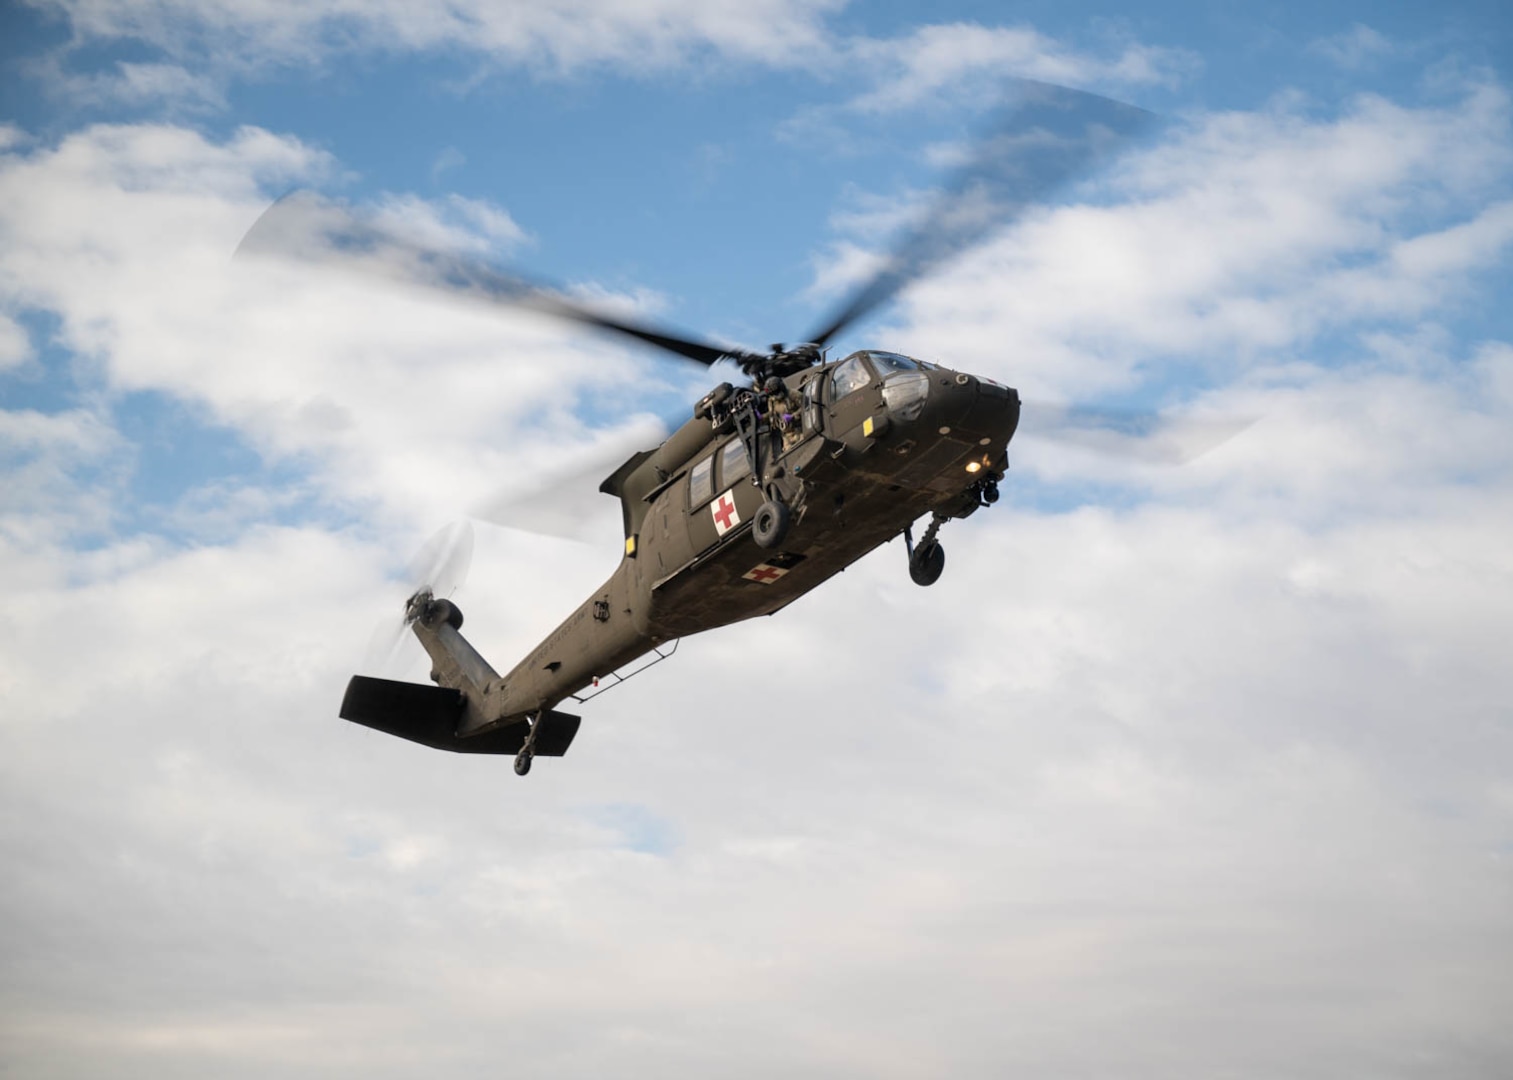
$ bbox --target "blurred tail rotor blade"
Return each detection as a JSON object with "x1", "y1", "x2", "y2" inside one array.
[
  {"x1": 361, "y1": 612, "x2": 414, "y2": 678},
  {"x1": 407, "y1": 520, "x2": 475, "y2": 599},
  {"x1": 359, "y1": 521, "x2": 475, "y2": 677}
]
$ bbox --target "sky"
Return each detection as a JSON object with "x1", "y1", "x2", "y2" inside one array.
[{"x1": 2, "y1": 1, "x2": 1512, "y2": 1077}]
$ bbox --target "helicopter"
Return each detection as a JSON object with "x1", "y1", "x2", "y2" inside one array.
[{"x1": 240, "y1": 82, "x2": 1157, "y2": 776}]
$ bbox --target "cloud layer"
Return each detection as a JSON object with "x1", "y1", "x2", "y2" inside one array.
[
  {"x1": 2, "y1": 11, "x2": 1512, "y2": 1078},
  {"x1": 23, "y1": 0, "x2": 1190, "y2": 116}
]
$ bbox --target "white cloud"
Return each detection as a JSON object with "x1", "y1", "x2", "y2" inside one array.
[
  {"x1": 802, "y1": 238, "x2": 887, "y2": 304},
  {"x1": 0, "y1": 122, "x2": 677, "y2": 540},
  {"x1": 854, "y1": 83, "x2": 1513, "y2": 400},
  {"x1": 825, "y1": 184, "x2": 936, "y2": 243},
  {"x1": 429, "y1": 146, "x2": 465, "y2": 184},
  {"x1": 0, "y1": 407, "x2": 125, "y2": 543},
  {"x1": 370, "y1": 192, "x2": 531, "y2": 256},
  {"x1": 0, "y1": 313, "x2": 31, "y2": 369},
  {"x1": 26, "y1": 2, "x2": 1192, "y2": 117},
  {"x1": 2, "y1": 59, "x2": 1513, "y2": 1078},
  {"x1": 1311, "y1": 23, "x2": 1397, "y2": 71},
  {"x1": 842, "y1": 22, "x2": 1194, "y2": 112},
  {"x1": 1015, "y1": 341, "x2": 1513, "y2": 530},
  {"x1": 31, "y1": 0, "x2": 847, "y2": 74},
  {"x1": 3, "y1": 433, "x2": 1511, "y2": 1073},
  {"x1": 35, "y1": 57, "x2": 228, "y2": 112}
]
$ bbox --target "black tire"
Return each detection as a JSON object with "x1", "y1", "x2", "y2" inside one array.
[
  {"x1": 909, "y1": 541, "x2": 945, "y2": 586},
  {"x1": 514, "y1": 750, "x2": 532, "y2": 776},
  {"x1": 753, "y1": 499, "x2": 791, "y2": 550}
]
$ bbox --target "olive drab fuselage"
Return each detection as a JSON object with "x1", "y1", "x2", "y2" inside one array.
[
  {"x1": 324, "y1": 82, "x2": 1153, "y2": 772},
  {"x1": 446, "y1": 349, "x2": 1020, "y2": 737}
]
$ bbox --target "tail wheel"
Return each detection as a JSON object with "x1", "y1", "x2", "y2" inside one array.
[{"x1": 753, "y1": 499, "x2": 791, "y2": 550}]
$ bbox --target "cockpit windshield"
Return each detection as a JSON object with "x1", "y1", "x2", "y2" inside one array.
[
  {"x1": 832, "y1": 350, "x2": 940, "y2": 400},
  {"x1": 866, "y1": 350, "x2": 941, "y2": 374},
  {"x1": 866, "y1": 351, "x2": 918, "y2": 375}
]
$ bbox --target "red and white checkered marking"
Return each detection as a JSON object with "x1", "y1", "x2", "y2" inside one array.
[{"x1": 711, "y1": 490, "x2": 740, "y2": 536}]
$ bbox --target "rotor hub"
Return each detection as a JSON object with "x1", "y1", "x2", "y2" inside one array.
[
  {"x1": 741, "y1": 342, "x2": 823, "y2": 383},
  {"x1": 404, "y1": 587, "x2": 436, "y2": 625}
]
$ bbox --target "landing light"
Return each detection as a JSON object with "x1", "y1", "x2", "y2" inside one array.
[{"x1": 965, "y1": 461, "x2": 982, "y2": 474}]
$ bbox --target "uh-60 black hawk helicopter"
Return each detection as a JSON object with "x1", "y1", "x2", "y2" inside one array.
[{"x1": 241, "y1": 82, "x2": 1156, "y2": 776}]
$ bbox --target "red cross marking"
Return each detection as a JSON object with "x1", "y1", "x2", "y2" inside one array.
[
  {"x1": 747, "y1": 565, "x2": 784, "y2": 583},
  {"x1": 713, "y1": 493, "x2": 737, "y2": 531}
]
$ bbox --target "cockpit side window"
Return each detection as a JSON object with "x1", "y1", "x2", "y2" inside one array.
[
  {"x1": 801, "y1": 375, "x2": 821, "y2": 434},
  {"x1": 831, "y1": 355, "x2": 873, "y2": 398}
]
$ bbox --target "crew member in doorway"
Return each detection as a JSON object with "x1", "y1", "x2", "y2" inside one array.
[{"x1": 763, "y1": 375, "x2": 803, "y2": 451}]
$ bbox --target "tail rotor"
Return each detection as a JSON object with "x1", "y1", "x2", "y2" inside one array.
[{"x1": 363, "y1": 521, "x2": 475, "y2": 676}]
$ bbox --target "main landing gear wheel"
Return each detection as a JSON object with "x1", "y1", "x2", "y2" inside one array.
[
  {"x1": 909, "y1": 541, "x2": 945, "y2": 587},
  {"x1": 753, "y1": 499, "x2": 791, "y2": 550},
  {"x1": 514, "y1": 748, "x2": 532, "y2": 776}
]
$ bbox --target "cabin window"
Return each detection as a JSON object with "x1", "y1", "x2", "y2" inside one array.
[
  {"x1": 688, "y1": 455, "x2": 714, "y2": 506},
  {"x1": 720, "y1": 437, "x2": 749, "y2": 485},
  {"x1": 831, "y1": 355, "x2": 872, "y2": 398}
]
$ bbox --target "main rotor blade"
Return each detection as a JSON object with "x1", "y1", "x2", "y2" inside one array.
[
  {"x1": 1019, "y1": 403, "x2": 1258, "y2": 465},
  {"x1": 804, "y1": 81, "x2": 1156, "y2": 350},
  {"x1": 237, "y1": 191, "x2": 750, "y2": 368},
  {"x1": 471, "y1": 415, "x2": 672, "y2": 541}
]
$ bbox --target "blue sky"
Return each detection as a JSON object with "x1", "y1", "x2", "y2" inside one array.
[
  {"x1": 2, "y1": 2, "x2": 1512, "y2": 1076},
  {"x1": 5, "y1": 0, "x2": 1511, "y2": 533}
]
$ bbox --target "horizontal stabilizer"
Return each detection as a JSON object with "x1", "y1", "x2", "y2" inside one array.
[
  {"x1": 340, "y1": 675, "x2": 529, "y2": 755},
  {"x1": 530, "y1": 708, "x2": 582, "y2": 757}
]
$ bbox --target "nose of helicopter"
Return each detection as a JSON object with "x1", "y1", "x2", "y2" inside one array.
[
  {"x1": 897, "y1": 366, "x2": 1020, "y2": 448},
  {"x1": 852, "y1": 364, "x2": 1019, "y2": 493}
]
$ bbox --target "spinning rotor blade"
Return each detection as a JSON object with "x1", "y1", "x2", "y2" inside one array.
[
  {"x1": 237, "y1": 192, "x2": 752, "y2": 369},
  {"x1": 804, "y1": 81, "x2": 1156, "y2": 350},
  {"x1": 361, "y1": 521, "x2": 476, "y2": 676},
  {"x1": 471, "y1": 415, "x2": 671, "y2": 541},
  {"x1": 1020, "y1": 404, "x2": 1258, "y2": 465},
  {"x1": 406, "y1": 520, "x2": 475, "y2": 600},
  {"x1": 473, "y1": 458, "x2": 634, "y2": 542}
]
